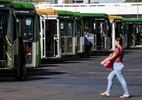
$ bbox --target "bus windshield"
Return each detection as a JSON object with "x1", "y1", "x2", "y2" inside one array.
[
  {"x1": 24, "y1": 18, "x2": 33, "y2": 40},
  {"x1": 67, "y1": 21, "x2": 73, "y2": 36},
  {"x1": 83, "y1": 17, "x2": 91, "y2": 32},
  {"x1": 94, "y1": 19, "x2": 108, "y2": 36},
  {"x1": 76, "y1": 20, "x2": 82, "y2": 37},
  {"x1": 0, "y1": 11, "x2": 12, "y2": 41},
  {"x1": 0, "y1": 10, "x2": 13, "y2": 66},
  {"x1": 115, "y1": 21, "x2": 123, "y2": 37},
  {"x1": 0, "y1": 11, "x2": 8, "y2": 35}
]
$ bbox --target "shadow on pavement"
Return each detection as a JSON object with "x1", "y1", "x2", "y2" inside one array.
[
  {"x1": 41, "y1": 55, "x2": 97, "y2": 65},
  {"x1": 0, "y1": 68, "x2": 67, "y2": 82}
]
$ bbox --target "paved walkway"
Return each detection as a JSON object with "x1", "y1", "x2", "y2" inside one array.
[{"x1": 0, "y1": 46, "x2": 142, "y2": 100}]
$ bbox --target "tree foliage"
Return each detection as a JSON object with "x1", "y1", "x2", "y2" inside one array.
[{"x1": 63, "y1": 0, "x2": 71, "y2": 4}]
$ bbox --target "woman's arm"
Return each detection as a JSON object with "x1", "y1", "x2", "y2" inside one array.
[{"x1": 100, "y1": 53, "x2": 117, "y2": 65}]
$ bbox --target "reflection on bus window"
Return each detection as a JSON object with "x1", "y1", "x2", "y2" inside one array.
[
  {"x1": 45, "y1": 20, "x2": 57, "y2": 36},
  {"x1": 16, "y1": 19, "x2": 19, "y2": 29},
  {"x1": 76, "y1": 21, "x2": 81, "y2": 50},
  {"x1": 83, "y1": 18, "x2": 90, "y2": 32},
  {"x1": 0, "y1": 12, "x2": 11, "y2": 36},
  {"x1": 0, "y1": 19, "x2": 3, "y2": 34},
  {"x1": 16, "y1": 18, "x2": 21, "y2": 35},
  {"x1": 60, "y1": 22, "x2": 64, "y2": 29},
  {"x1": 93, "y1": 23, "x2": 96, "y2": 30},
  {"x1": 76, "y1": 21, "x2": 81, "y2": 36},
  {"x1": 67, "y1": 21, "x2": 72, "y2": 36},
  {"x1": 115, "y1": 22, "x2": 122, "y2": 37},
  {"x1": 96, "y1": 20, "x2": 108, "y2": 36},
  {"x1": 49, "y1": 20, "x2": 57, "y2": 35},
  {"x1": 131, "y1": 25, "x2": 134, "y2": 33},
  {"x1": 101, "y1": 21, "x2": 106, "y2": 34},
  {"x1": 60, "y1": 21, "x2": 65, "y2": 36},
  {"x1": 24, "y1": 18, "x2": 33, "y2": 40},
  {"x1": 137, "y1": 25, "x2": 142, "y2": 33}
]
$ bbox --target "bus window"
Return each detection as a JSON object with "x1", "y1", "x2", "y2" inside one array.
[
  {"x1": 137, "y1": 24, "x2": 142, "y2": 33},
  {"x1": 67, "y1": 21, "x2": 73, "y2": 36},
  {"x1": 48, "y1": 20, "x2": 57, "y2": 35},
  {"x1": 24, "y1": 18, "x2": 33, "y2": 40},
  {"x1": 83, "y1": 18, "x2": 91, "y2": 32},
  {"x1": 76, "y1": 21, "x2": 81, "y2": 36},
  {"x1": 115, "y1": 21, "x2": 123, "y2": 37},
  {"x1": 76, "y1": 20, "x2": 82, "y2": 51},
  {"x1": 102, "y1": 21, "x2": 107, "y2": 36},
  {"x1": 0, "y1": 19, "x2": 3, "y2": 35},
  {"x1": 60, "y1": 21, "x2": 65, "y2": 36},
  {"x1": 16, "y1": 18, "x2": 22, "y2": 36},
  {"x1": 93, "y1": 23, "x2": 96, "y2": 30}
]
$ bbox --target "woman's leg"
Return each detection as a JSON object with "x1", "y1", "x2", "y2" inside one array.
[
  {"x1": 106, "y1": 70, "x2": 116, "y2": 93},
  {"x1": 114, "y1": 70, "x2": 129, "y2": 94}
]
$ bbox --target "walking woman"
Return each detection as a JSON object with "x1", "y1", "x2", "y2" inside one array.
[{"x1": 100, "y1": 37, "x2": 130, "y2": 98}]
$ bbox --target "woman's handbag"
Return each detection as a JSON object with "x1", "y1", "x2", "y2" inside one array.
[
  {"x1": 104, "y1": 60, "x2": 113, "y2": 68},
  {"x1": 103, "y1": 54, "x2": 113, "y2": 68},
  {"x1": 103, "y1": 48, "x2": 120, "y2": 68}
]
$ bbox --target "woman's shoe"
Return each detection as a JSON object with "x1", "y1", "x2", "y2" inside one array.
[
  {"x1": 100, "y1": 92, "x2": 110, "y2": 97},
  {"x1": 120, "y1": 94, "x2": 130, "y2": 98}
]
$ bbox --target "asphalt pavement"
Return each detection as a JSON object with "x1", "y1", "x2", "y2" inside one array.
[{"x1": 0, "y1": 46, "x2": 142, "y2": 100}]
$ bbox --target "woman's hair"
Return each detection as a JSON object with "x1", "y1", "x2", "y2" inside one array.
[
  {"x1": 115, "y1": 37, "x2": 121, "y2": 41},
  {"x1": 115, "y1": 37, "x2": 122, "y2": 45}
]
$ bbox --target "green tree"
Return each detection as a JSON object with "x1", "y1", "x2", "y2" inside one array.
[{"x1": 63, "y1": 0, "x2": 71, "y2": 4}]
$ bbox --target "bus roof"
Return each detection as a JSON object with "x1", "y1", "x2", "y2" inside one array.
[
  {"x1": 56, "y1": 10, "x2": 74, "y2": 16},
  {"x1": 123, "y1": 18, "x2": 142, "y2": 22},
  {"x1": 0, "y1": 0, "x2": 13, "y2": 10},
  {"x1": 13, "y1": 2, "x2": 35, "y2": 10},
  {"x1": 80, "y1": 13, "x2": 108, "y2": 18},
  {"x1": 109, "y1": 15, "x2": 123, "y2": 19},
  {"x1": 73, "y1": 12, "x2": 80, "y2": 16},
  {"x1": 36, "y1": 9, "x2": 57, "y2": 15},
  {"x1": 0, "y1": 0, "x2": 12, "y2": 3}
]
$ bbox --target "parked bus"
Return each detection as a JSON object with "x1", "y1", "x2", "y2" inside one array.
[
  {"x1": 36, "y1": 9, "x2": 61, "y2": 59},
  {"x1": 73, "y1": 12, "x2": 85, "y2": 56},
  {"x1": 57, "y1": 10, "x2": 77, "y2": 56},
  {"x1": 0, "y1": 0, "x2": 25, "y2": 79},
  {"x1": 13, "y1": 2, "x2": 41, "y2": 67},
  {"x1": 81, "y1": 13, "x2": 111, "y2": 51},
  {"x1": 109, "y1": 15, "x2": 125, "y2": 50},
  {"x1": 123, "y1": 18, "x2": 142, "y2": 48}
]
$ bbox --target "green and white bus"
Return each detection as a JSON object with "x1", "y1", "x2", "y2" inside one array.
[
  {"x1": 0, "y1": 0, "x2": 25, "y2": 79},
  {"x1": 74, "y1": 12, "x2": 85, "y2": 56},
  {"x1": 36, "y1": 9, "x2": 61, "y2": 59},
  {"x1": 13, "y1": 2, "x2": 41, "y2": 67},
  {"x1": 123, "y1": 18, "x2": 142, "y2": 48},
  {"x1": 109, "y1": 15, "x2": 125, "y2": 50},
  {"x1": 57, "y1": 10, "x2": 77, "y2": 56},
  {"x1": 81, "y1": 13, "x2": 111, "y2": 51},
  {"x1": 36, "y1": 9, "x2": 85, "y2": 59}
]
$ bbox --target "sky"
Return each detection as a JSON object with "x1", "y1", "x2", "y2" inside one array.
[{"x1": 91, "y1": 0, "x2": 125, "y2": 3}]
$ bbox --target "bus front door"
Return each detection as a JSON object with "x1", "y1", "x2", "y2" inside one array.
[
  {"x1": 60, "y1": 20, "x2": 74, "y2": 55},
  {"x1": 44, "y1": 20, "x2": 59, "y2": 58}
]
